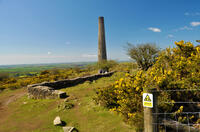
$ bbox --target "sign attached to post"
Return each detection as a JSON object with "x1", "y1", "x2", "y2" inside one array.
[{"x1": 143, "y1": 93, "x2": 153, "y2": 108}]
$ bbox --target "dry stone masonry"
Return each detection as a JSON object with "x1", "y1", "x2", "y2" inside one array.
[
  {"x1": 27, "y1": 71, "x2": 114, "y2": 99},
  {"x1": 27, "y1": 86, "x2": 67, "y2": 99}
]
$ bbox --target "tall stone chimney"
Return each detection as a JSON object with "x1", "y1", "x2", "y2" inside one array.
[{"x1": 98, "y1": 16, "x2": 107, "y2": 62}]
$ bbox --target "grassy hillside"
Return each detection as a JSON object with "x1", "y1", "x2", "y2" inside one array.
[
  {"x1": 0, "y1": 61, "x2": 135, "y2": 91},
  {"x1": 0, "y1": 62, "x2": 94, "y2": 77},
  {"x1": 0, "y1": 64, "x2": 136, "y2": 132}
]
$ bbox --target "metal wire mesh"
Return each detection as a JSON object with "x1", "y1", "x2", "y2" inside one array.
[
  {"x1": 152, "y1": 112, "x2": 200, "y2": 132},
  {"x1": 150, "y1": 89, "x2": 200, "y2": 132}
]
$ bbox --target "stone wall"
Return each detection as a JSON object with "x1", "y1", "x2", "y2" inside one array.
[
  {"x1": 27, "y1": 86, "x2": 67, "y2": 99},
  {"x1": 27, "y1": 71, "x2": 114, "y2": 99}
]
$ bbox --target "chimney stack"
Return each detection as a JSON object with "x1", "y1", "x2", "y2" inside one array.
[{"x1": 98, "y1": 16, "x2": 107, "y2": 62}]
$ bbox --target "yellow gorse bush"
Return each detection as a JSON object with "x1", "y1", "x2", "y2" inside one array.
[
  {"x1": 0, "y1": 66, "x2": 99, "y2": 90},
  {"x1": 145, "y1": 40, "x2": 200, "y2": 90},
  {"x1": 95, "y1": 41, "x2": 200, "y2": 129}
]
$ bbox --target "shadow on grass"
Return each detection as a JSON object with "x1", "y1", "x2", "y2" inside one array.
[{"x1": 61, "y1": 121, "x2": 66, "y2": 126}]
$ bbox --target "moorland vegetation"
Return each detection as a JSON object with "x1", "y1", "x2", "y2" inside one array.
[
  {"x1": 0, "y1": 41, "x2": 199, "y2": 131},
  {"x1": 95, "y1": 41, "x2": 200, "y2": 130}
]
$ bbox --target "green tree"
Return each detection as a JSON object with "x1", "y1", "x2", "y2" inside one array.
[
  {"x1": 196, "y1": 40, "x2": 200, "y2": 43},
  {"x1": 97, "y1": 60, "x2": 117, "y2": 72},
  {"x1": 0, "y1": 73, "x2": 9, "y2": 81},
  {"x1": 126, "y1": 43, "x2": 160, "y2": 71}
]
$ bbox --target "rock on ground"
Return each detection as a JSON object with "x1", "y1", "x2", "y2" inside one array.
[
  {"x1": 63, "y1": 127, "x2": 76, "y2": 132},
  {"x1": 53, "y1": 116, "x2": 62, "y2": 126}
]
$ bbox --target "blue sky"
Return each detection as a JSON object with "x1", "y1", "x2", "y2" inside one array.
[{"x1": 0, "y1": 0, "x2": 200, "y2": 65}]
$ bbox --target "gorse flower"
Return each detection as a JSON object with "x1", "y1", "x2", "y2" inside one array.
[{"x1": 95, "y1": 40, "x2": 200, "y2": 129}]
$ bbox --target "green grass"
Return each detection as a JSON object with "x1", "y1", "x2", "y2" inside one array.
[
  {"x1": 0, "y1": 72, "x2": 135, "y2": 132},
  {"x1": 0, "y1": 62, "x2": 94, "y2": 77}
]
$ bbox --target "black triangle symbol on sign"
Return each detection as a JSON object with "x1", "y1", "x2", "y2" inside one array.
[{"x1": 144, "y1": 94, "x2": 151, "y2": 102}]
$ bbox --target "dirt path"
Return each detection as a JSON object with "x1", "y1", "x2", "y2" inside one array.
[
  {"x1": 0, "y1": 88, "x2": 26, "y2": 132},
  {"x1": 0, "y1": 88, "x2": 26, "y2": 113}
]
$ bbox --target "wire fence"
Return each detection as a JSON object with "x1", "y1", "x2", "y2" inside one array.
[{"x1": 150, "y1": 89, "x2": 200, "y2": 132}]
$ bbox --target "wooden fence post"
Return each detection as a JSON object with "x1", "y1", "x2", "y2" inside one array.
[{"x1": 143, "y1": 88, "x2": 158, "y2": 132}]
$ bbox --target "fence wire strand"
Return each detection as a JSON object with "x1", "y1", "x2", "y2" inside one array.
[
  {"x1": 153, "y1": 112, "x2": 200, "y2": 115},
  {"x1": 162, "y1": 102, "x2": 200, "y2": 104},
  {"x1": 150, "y1": 89, "x2": 200, "y2": 92}
]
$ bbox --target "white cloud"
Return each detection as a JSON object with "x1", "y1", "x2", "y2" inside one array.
[
  {"x1": 65, "y1": 41, "x2": 71, "y2": 45},
  {"x1": 0, "y1": 53, "x2": 97, "y2": 65},
  {"x1": 195, "y1": 12, "x2": 200, "y2": 16},
  {"x1": 81, "y1": 54, "x2": 97, "y2": 58},
  {"x1": 184, "y1": 12, "x2": 190, "y2": 16},
  {"x1": 180, "y1": 26, "x2": 193, "y2": 30},
  {"x1": 47, "y1": 52, "x2": 52, "y2": 55},
  {"x1": 184, "y1": 12, "x2": 200, "y2": 16},
  {"x1": 175, "y1": 26, "x2": 193, "y2": 31},
  {"x1": 0, "y1": 54, "x2": 71, "y2": 65},
  {"x1": 167, "y1": 34, "x2": 174, "y2": 38},
  {"x1": 148, "y1": 27, "x2": 161, "y2": 32},
  {"x1": 190, "y1": 22, "x2": 200, "y2": 27}
]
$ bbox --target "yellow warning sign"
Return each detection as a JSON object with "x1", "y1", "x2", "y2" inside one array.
[
  {"x1": 144, "y1": 94, "x2": 151, "y2": 102},
  {"x1": 143, "y1": 102, "x2": 152, "y2": 107},
  {"x1": 143, "y1": 93, "x2": 153, "y2": 108}
]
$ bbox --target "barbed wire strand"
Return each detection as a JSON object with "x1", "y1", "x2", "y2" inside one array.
[
  {"x1": 160, "y1": 102, "x2": 200, "y2": 104},
  {"x1": 152, "y1": 123, "x2": 200, "y2": 125},
  {"x1": 150, "y1": 89, "x2": 200, "y2": 92},
  {"x1": 152, "y1": 122, "x2": 200, "y2": 125},
  {"x1": 153, "y1": 112, "x2": 200, "y2": 115}
]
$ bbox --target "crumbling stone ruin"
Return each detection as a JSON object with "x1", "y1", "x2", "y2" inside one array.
[{"x1": 27, "y1": 71, "x2": 114, "y2": 99}]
